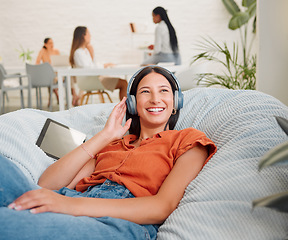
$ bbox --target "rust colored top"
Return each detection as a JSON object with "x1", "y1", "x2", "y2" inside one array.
[{"x1": 76, "y1": 128, "x2": 217, "y2": 197}]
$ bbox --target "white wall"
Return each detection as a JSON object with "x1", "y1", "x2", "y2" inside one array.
[
  {"x1": 0, "y1": 0, "x2": 242, "y2": 67},
  {"x1": 256, "y1": 0, "x2": 288, "y2": 105}
]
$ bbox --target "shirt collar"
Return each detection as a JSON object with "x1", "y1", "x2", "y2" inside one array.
[{"x1": 123, "y1": 132, "x2": 163, "y2": 146}]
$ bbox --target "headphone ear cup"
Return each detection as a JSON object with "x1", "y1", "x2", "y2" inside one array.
[
  {"x1": 177, "y1": 91, "x2": 184, "y2": 110},
  {"x1": 173, "y1": 90, "x2": 184, "y2": 110},
  {"x1": 131, "y1": 95, "x2": 137, "y2": 115},
  {"x1": 174, "y1": 91, "x2": 179, "y2": 110},
  {"x1": 127, "y1": 94, "x2": 137, "y2": 115}
]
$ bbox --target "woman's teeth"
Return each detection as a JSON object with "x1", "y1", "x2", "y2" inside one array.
[{"x1": 147, "y1": 108, "x2": 164, "y2": 112}]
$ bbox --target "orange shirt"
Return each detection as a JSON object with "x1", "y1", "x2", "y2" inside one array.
[{"x1": 76, "y1": 128, "x2": 217, "y2": 197}]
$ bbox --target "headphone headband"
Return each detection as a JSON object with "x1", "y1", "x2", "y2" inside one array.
[{"x1": 126, "y1": 65, "x2": 184, "y2": 115}]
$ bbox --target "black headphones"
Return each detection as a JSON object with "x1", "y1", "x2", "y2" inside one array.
[{"x1": 126, "y1": 65, "x2": 184, "y2": 115}]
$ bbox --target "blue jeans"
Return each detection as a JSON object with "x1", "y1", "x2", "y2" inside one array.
[{"x1": 0, "y1": 154, "x2": 159, "y2": 240}]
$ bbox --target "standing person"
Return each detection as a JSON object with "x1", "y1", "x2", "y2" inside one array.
[
  {"x1": 35, "y1": 37, "x2": 60, "y2": 105},
  {"x1": 0, "y1": 66, "x2": 216, "y2": 240},
  {"x1": 142, "y1": 6, "x2": 181, "y2": 66},
  {"x1": 69, "y1": 26, "x2": 128, "y2": 105}
]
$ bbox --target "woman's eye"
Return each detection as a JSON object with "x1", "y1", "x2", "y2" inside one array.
[
  {"x1": 161, "y1": 89, "x2": 169, "y2": 93},
  {"x1": 140, "y1": 90, "x2": 149, "y2": 94}
]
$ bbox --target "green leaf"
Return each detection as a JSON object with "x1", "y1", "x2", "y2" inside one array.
[
  {"x1": 229, "y1": 11, "x2": 250, "y2": 30},
  {"x1": 222, "y1": 0, "x2": 240, "y2": 15},
  {"x1": 258, "y1": 141, "x2": 288, "y2": 170},
  {"x1": 252, "y1": 191, "x2": 288, "y2": 213},
  {"x1": 247, "y1": 1, "x2": 257, "y2": 18},
  {"x1": 191, "y1": 36, "x2": 256, "y2": 90},
  {"x1": 275, "y1": 116, "x2": 288, "y2": 136},
  {"x1": 242, "y1": 0, "x2": 256, "y2": 8}
]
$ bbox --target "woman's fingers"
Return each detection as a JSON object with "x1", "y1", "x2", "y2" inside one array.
[
  {"x1": 124, "y1": 118, "x2": 132, "y2": 132},
  {"x1": 109, "y1": 97, "x2": 125, "y2": 119},
  {"x1": 7, "y1": 188, "x2": 74, "y2": 215},
  {"x1": 8, "y1": 189, "x2": 59, "y2": 213},
  {"x1": 107, "y1": 97, "x2": 127, "y2": 124},
  {"x1": 8, "y1": 189, "x2": 45, "y2": 211},
  {"x1": 117, "y1": 97, "x2": 127, "y2": 114},
  {"x1": 102, "y1": 97, "x2": 130, "y2": 140},
  {"x1": 118, "y1": 99, "x2": 127, "y2": 119}
]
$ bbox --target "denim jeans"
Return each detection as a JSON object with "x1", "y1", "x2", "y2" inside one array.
[{"x1": 0, "y1": 154, "x2": 159, "y2": 240}]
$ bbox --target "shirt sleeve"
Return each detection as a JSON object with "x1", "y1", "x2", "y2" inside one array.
[
  {"x1": 153, "y1": 24, "x2": 162, "y2": 54},
  {"x1": 175, "y1": 128, "x2": 217, "y2": 165}
]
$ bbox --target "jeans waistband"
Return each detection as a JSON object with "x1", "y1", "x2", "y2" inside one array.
[{"x1": 57, "y1": 179, "x2": 134, "y2": 200}]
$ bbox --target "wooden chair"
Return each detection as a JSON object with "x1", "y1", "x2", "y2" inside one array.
[{"x1": 77, "y1": 76, "x2": 113, "y2": 105}]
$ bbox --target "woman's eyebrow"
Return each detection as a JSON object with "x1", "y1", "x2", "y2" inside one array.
[
  {"x1": 160, "y1": 84, "x2": 171, "y2": 88},
  {"x1": 139, "y1": 84, "x2": 170, "y2": 89},
  {"x1": 137, "y1": 86, "x2": 150, "y2": 91},
  {"x1": 138, "y1": 84, "x2": 171, "y2": 92}
]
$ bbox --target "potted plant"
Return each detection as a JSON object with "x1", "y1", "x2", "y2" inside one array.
[
  {"x1": 191, "y1": 0, "x2": 257, "y2": 90},
  {"x1": 16, "y1": 45, "x2": 34, "y2": 63}
]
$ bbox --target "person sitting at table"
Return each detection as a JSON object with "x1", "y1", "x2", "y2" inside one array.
[
  {"x1": 35, "y1": 37, "x2": 61, "y2": 106},
  {"x1": 69, "y1": 26, "x2": 128, "y2": 105},
  {"x1": 141, "y1": 6, "x2": 181, "y2": 66},
  {"x1": 36, "y1": 38, "x2": 60, "y2": 64}
]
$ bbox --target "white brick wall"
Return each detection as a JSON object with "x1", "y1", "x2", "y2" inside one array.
[{"x1": 0, "y1": 0, "x2": 248, "y2": 68}]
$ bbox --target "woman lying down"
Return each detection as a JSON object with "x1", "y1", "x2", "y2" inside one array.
[{"x1": 0, "y1": 66, "x2": 216, "y2": 240}]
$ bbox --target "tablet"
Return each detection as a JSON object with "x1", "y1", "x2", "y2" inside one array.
[{"x1": 36, "y1": 118, "x2": 86, "y2": 160}]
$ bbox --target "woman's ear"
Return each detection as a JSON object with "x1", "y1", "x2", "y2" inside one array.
[{"x1": 171, "y1": 108, "x2": 177, "y2": 115}]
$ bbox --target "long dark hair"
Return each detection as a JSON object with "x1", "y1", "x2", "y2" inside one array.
[
  {"x1": 43, "y1": 38, "x2": 51, "y2": 49},
  {"x1": 69, "y1": 26, "x2": 87, "y2": 67},
  {"x1": 126, "y1": 66, "x2": 180, "y2": 137},
  {"x1": 153, "y1": 6, "x2": 179, "y2": 54}
]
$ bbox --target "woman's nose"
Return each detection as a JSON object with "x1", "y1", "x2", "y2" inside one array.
[{"x1": 150, "y1": 93, "x2": 161, "y2": 103}]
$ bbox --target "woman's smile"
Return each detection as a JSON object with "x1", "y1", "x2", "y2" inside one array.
[
  {"x1": 136, "y1": 72, "x2": 174, "y2": 131},
  {"x1": 146, "y1": 107, "x2": 165, "y2": 113}
]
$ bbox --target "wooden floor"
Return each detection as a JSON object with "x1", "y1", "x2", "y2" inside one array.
[{"x1": 0, "y1": 88, "x2": 120, "y2": 115}]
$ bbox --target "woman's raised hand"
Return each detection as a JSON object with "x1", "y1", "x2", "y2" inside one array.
[{"x1": 103, "y1": 97, "x2": 132, "y2": 141}]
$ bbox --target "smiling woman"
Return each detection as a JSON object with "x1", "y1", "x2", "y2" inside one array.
[
  {"x1": 126, "y1": 66, "x2": 183, "y2": 137},
  {"x1": 135, "y1": 72, "x2": 175, "y2": 136},
  {"x1": 0, "y1": 66, "x2": 216, "y2": 240}
]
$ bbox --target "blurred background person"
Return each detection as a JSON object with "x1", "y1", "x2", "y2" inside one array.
[
  {"x1": 142, "y1": 6, "x2": 181, "y2": 66},
  {"x1": 69, "y1": 26, "x2": 127, "y2": 105},
  {"x1": 35, "y1": 37, "x2": 60, "y2": 105},
  {"x1": 36, "y1": 38, "x2": 60, "y2": 64}
]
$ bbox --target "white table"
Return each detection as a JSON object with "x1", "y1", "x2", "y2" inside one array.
[{"x1": 57, "y1": 64, "x2": 186, "y2": 111}]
